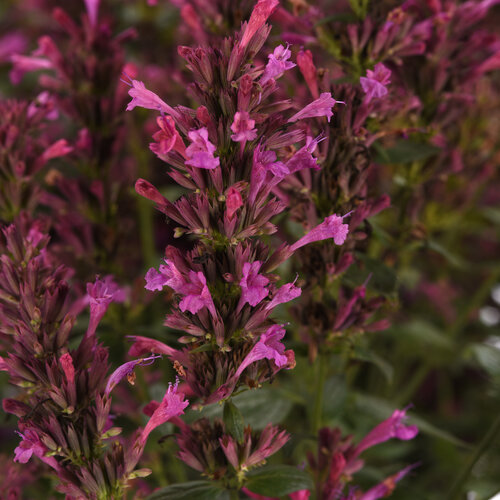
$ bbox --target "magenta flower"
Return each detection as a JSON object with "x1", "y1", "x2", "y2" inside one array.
[
  {"x1": 239, "y1": 0, "x2": 279, "y2": 49},
  {"x1": 185, "y1": 127, "x2": 220, "y2": 170},
  {"x1": 360, "y1": 63, "x2": 392, "y2": 101},
  {"x1": 249, "y1": 146, "x2": 288, "y2": 204},
  {"x1": 353, "y1": 407, "x2": 418, "y2": 458},
  {"x1": 179, "y1": 271, "x2": 217, "y2": 317},
  {"x1": 230, "y1": 111, "x2": 257, "y2": 142},
  {"x1": 14, "y1": 429, "x2": 59, "y2": 471},
  {"x1": 40, "y1": 139, "x2": 73, "y2": 164},
  {"x1": 234, "y1": 324, "x2": 288, "y2": 378},
  {"x1": 139, "y1": 380, "x2": 189, "y2": 446},
  {"x1": 145, "y1": 259, "x2": 185, "y2": 293},
  {"x1": 288, "y1": 92, "x2": 340, "y2": 123},
  {"x1": 86, "y1": 276, "x2": 126, "y2": 339},
  {"x1": 285, "y1": 135, "x2": 323, "y2": 174},
  {"x1": 150, "y1": 115, "x2": 186, "y2": 158},
  {"x1": 265, "y1": 280, "x2": 302, "y2": 311},
  {"x1": 104, "y1": 355, "x2": 161, "y2": 397},
  {"x1": 125, "y1": 78, "x2": 177, "y2": 116},
  {"x1": 290, "y1": 214, "x2": 350, "y2": 252},
  {"x1": 238, "y1": 261, "x2": 270, "y2": 310},
  {"x1": 260, "y1": 44, "x2": 296, "y2": 85},
  {"x1": 225, "y1": 186, "x2": 243, "y2": 219},
  {"x1": 59, "y1": 353, "x2": 75, "y2": 384},
  {"x1": 10, "y1": 55, "x2": 53, "y2": 84},
  {"x1": 127, "y1": 335, "x2": 178, "y2": 358},
  {"x1": 83, "y1": 0, "x2": 99, "y2": 27}
]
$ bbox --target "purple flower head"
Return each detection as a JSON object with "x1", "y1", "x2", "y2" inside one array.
[
  {"x1": 285, "y1": 135, "x2": 324, "y2": 174},
  {"x1": 238, "y1": 261, "x2": 270, "y2": 310},
  {"x1": 86, "y1": 276, "x2": 126, "y2": 338},
  {"x1": 179, "y1": 270, "x2": 217, "y2": 317},
  {"x1": 14, "y1": 429, "x2": 59, "y2": 471},
  {"x1": 354, "y1": 407, "x2": 418, "y2": 458},
  {"x1": 234, "y1": 324, "x2": 289, "y2": 378},
  {"x1": 290, "y1": 214, "x2": 350, "y2": 252},
  {"x1": 150, "y1": 115, "x2": 186, "y2": 158},
  {"x1": 288, "y1": 92, "x2": 341, "y2": 123},
  {"x1": 139, "y1": 379, "x2": 189, "y2": 446},
  {"x1": 240, "y1": 0, "x2": 279, "y2": 49},
  {"x1": 84, "y1": 0, "x2": 100, "y2": 27},
  {"x1": 260, "y1": 44, "x2": 296, "y2": 85},
  {"x1": 249, "y1": 146, "x2": 288, "y2": 204},
  {"x1": 230, "y1": 111, "x2": 257, "y2": 143},
  {"x1": 105, "y1": 355, "x2": 161, "y2": 397},
  {"x1": 124, "y1": 77, "x2": 177, "y2": 116},
  {"x1": 265, "y1": 279, "x2": 302, "y2": 311},
  {"x1": 145, "y1": 259, "x2": 186, "y2": 293},
  {"x1": 360, "y1": 63, "x2": 392, "y2": 101},
  {"x1": 185, "y1": 127, "x2": 220, "y2": 170}
]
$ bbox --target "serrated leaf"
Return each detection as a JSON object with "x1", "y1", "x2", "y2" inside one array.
[
  {"x1": 246, "y1": 465, "x2": 313, "y2": 497},
  {"x1": 223, "y1": 401, "x2": 245, "y2": 443},
  {"x1": 147, "y1": 481, "x2": 229, "y2": 500}
]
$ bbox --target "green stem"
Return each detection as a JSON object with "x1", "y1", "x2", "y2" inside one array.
[
  {"x1": 312, "y1": 355, "x2": 328, "y2": 434},
  {"x1": 447, "y1": 412, "x2": 500, "y2": 500}
]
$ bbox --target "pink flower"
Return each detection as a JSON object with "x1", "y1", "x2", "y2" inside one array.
[
  {"x1": 128, "y1": 335, "x2": 178, "y2": 358},
  {"x1": 265, "y1": 280, "x2": 301, "y2": 311},
  {"x1": 84, "y1": 0, "x2": 100, "y2": 27},
  {"x1": 234, "y1": 325, "x2": 288, "y2": 378},
  {"x1": 353, "y1": 407, "x2": 418, "y2": 458},
  {"x1": 125, "y1": 78, "x2": 177, "y2": 116},
  {"x1": 230, "y1": 111, "x2": 257, "y2": 142},
  {"x1": 290, "y1": 214, "x2": 349, "y2": 252},
  {"x1": 139, "y1": 380, "x2": 189, "y2": 446},
  {"x1": 290, "y1": 490, "x2": 311, "y2": 500},
  {"x1": 225, "y1": 186, "x2": 243, "y2": 219},
  {"x1": 288, "y1": 92, "x2": 340, "y2": 123},
  {"x1": 179, "y1": 271, "x2": 217, "y2": 317},
  {"x1": 145, "y1": 259, "x2": 185, "y2": 293},
  {"x1": 345, "y1": 464, "x2": 417, "y2": 500},
  {"x1": 260, "y1": 44, "x2": 296, "y2": 85},
  {"x1": 297, "y1": 49, "x2": 319, "y2": 99},
  {"x1": 240, "y1": 0, "x2": 279, "y2": 49},
  {"x1": 238, "y1": 261, "x2": 270, "y2": 310},
  {"x1": 360, "y1": 63, "x2": 392, "y2": 101},
  {"x1": 105, "y1": 355, "x2": 161, "y2": 397},
  {"x1": 10, "y1": 55, "x2": 53, "y2": 84},
  {"x1": 86, "y1": 276, "x2": 126, "y2": 339},
  {"x1": 59, "y1": 353, "x2": 75, "y2": 384},
  {"x1": 285, "y1": 135, "x2": 323, "y2": 174},
  {"x1": 185, "y1": 127, "x2": 220, "y2": 170},
  {"x1": 249, "y1": 146, "x2": 288, "y2": 204},
  {"x1": 150, "y1": 115, "x2": 186, "y2": 158},
  {"x1": 14, "y1": 429, "x2": 59, "y2": 471},
  {"x1": 40, "y1": 139, "x2": 73, "y2": 163}
]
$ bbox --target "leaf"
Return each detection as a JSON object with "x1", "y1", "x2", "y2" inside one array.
[
  {"x1": 147, "y1": 481, "x2": 229, "y2": 500},
  {"x1": 426, "y1": 240, "x2": 466, "y2": 269},
  {"x1": 352, "y1": 347, "x2": 394, "y2": 384},
  {"x1": 223, "y1": 401, "x2": 245, "y2": 443},
  {"x1": 373, "y1": 140, "x2": 441, "y2": 164},
  {"x1": 189, "y1": 388, "x2": 292, "y2": 430},
  {"x1": 245, "y1": 465, "x2": 313, "y2": 497},
  {"x1": 470, "y1": 343, "x2": 500, "y2": 378}
]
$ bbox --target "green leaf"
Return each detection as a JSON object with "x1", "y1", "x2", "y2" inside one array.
[
  {"x1": 246, "y1": 465, "x2": 313, "y2": 497},
  {"x1": 352, "y1": 347, "x2": 394, "y2": 383},
  {"x1": 373, "y1": 140, "x2": 441, "y2": 164},
  {"x1": 147, "y1": 481, "x2": 229, "y2": 500},
  {"x1": 189, "y1": 388, "x2": 292, "y2": 430},
  {"x1": 223, "y1": 401, "x2": 245, "y2": 443},
  {"x1": 470, "y1": 343, "x2": 500, "y2": 378}
]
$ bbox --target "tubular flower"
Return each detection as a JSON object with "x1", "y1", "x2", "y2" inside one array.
[
  {"x1": 260, "y1": 44, "x2": 296, "y2": 85},
  {"x1": 185, "y1": 127, "x2": 220, "y2": 170},
  {"x1": 238, "y1": 261, "x2": 270, "y2": 309},
  {"x1": 290, "y1": 214, "x2": 350, "y2": 252},
  {"x1": 230, "y1": 111, "x2": 258, "y2": 142},
  {"x1": 360, "y1": 63, "x2": 392, "y2": 101},
  {"x1": 288, "y1": 92, "x2": 341, "y2": 123}
]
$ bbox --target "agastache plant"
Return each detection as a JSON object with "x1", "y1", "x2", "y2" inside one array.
[
  {"x1": 0, "y1": 220, "x2": 187, "y2": 498},
  {"x1": 128, "y1": 1, "x2": 348, "y2": 409}
]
